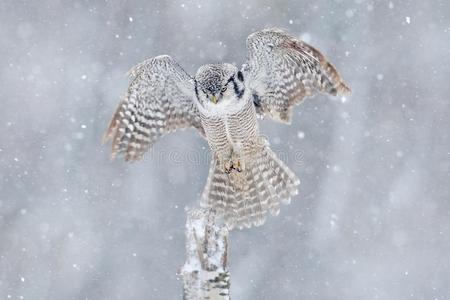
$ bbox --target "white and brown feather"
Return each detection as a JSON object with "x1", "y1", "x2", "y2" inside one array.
[
  {"x1": 104, "y1": 28, "x2": 349, "y2": 229},
  {"x1": 245, "y1": 28, "x2": 350, "y2": 123},
  {"x1": 103, "y1": 55, "x2": 204, "y2": 161},
  {"x1": 199, "y1": 94, "x2": 299, "y2": 229}
]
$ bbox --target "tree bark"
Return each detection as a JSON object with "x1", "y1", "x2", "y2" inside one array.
[{"x1": 181, "y1": 209, "x2": 230, "y2": 300}]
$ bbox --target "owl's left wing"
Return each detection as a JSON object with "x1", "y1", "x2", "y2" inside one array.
[
  {"x1": 103, "y1": 55, "x2": 204, "y2": 161},
  {"x1": 244, "y1": 29, "x2": 350, "y2": 123}
]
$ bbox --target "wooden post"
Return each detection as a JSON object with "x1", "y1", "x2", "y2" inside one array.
[{"x1": 181, "y1": 209, "x2": 230, "y2": 300}]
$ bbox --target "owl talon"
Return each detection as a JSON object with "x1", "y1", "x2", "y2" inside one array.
[
  {"x1": 223, "y1": 159, "x2": 243, "y2": 173},
  {"x1": 224, "y1": 160, "x2": 233, "y2": 174},
  {"x1": 234, "y1": 159, "x2": 243, "y2": 172}
]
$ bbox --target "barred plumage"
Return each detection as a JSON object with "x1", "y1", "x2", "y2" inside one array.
[
  {"x1": 198, "y1": 91, "x2": 299, "y2": 228},
  {"x1": 245, "y1": 28, "x2": 350, "y2": 123},
  {"x1": 104, "y1": 28, "x2": 350, "y2": 229},
  {"x1": 201, "y1": 143, "x2": 299, "y2": 229},
  {"x1": 103, "y1": 55, "x2": 204, "y2": 161}
]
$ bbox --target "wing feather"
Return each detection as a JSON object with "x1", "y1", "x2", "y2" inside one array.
[
  {"x1": 244, "y1": 28, "x2": 350, "y2": 123},
  {"x1": 103, "y1": 55, "x2": 204, "y2": 161}
]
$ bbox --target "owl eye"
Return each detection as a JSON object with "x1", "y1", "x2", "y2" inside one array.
[{"x1": 221, "y1": 86, "x2": 227, "y2": 93}]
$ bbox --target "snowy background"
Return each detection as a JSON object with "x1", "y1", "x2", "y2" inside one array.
[{"x1": 1, "y1": 0, "x2": 450, "y2": 299}]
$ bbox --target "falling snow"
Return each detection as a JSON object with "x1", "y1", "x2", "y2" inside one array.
[{"x1": 1, "y1": 1, "x2": 449, "y2": 300}]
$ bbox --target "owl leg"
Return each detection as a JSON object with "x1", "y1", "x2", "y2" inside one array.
[
  {"x1": 224, "y1": 159, "x2": 233, "y2": 174},
  {"x1": 221, "y1": 149, "x2": 243, "y2": 174},
  {"x1": 230, "y1": 149, "x2": 244, "y2": 173}
]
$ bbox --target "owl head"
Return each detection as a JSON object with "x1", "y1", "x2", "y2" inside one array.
[{"x1": 194, "y1": 63, "x2": 245, "y2": 106}]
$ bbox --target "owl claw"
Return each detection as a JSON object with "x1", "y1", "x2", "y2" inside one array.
[
  {"x1": 234, "y1": 160, "x2": 243, "y2": 172},
  {"x1": 224, "y1": 160, "x2": 233, "y2": 174},
  {"x1": 223, "y1": 158, "x2": 243, "y2": 173}
]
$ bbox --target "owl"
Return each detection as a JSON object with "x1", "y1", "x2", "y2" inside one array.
[{"x1": 103, "y1": 29, "x2": 350, "y2": 229}]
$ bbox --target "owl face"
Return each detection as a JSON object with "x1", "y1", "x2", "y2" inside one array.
[{"x1": 194, "y1": 63, "x2": 245, "y2": 108}]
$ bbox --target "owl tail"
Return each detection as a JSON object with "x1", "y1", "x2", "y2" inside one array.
[{"x1": 201, "y1": 147, "x2": 300, "y2": 230}]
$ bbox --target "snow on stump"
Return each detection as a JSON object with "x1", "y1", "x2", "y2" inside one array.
[{"x1": 181, "y1": 209, "x2": 230, "y2": 300}]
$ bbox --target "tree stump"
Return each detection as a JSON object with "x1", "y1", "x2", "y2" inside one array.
[{"x1": 181, "y1": 209, "x2": 230, "y2": 300}]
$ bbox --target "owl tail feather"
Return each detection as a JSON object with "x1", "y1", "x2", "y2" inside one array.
[{"x1": 201, "y1": 147, "x2": 300, "y2": 230}]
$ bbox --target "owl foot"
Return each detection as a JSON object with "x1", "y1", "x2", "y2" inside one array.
[
  {"x1": 234, "y1": 159, "x2": 243, "y2": 172},
  {"x1": 224, "y1": 160, "x2": 233, "y2": 174},
  {"x1": 223, "y1": 158, "x2": 243, "y2": 174}
]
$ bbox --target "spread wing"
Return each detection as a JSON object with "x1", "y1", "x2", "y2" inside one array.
[
  {"x1": 103, "y1": 55, "x2": 204, "y2": 161},
  {"x1": 244, "y1": 28, "x2": 351, "y2": 123}
]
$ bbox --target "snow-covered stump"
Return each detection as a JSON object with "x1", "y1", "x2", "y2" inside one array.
[{"x1": 181, "y1": 209, "x2": 230, "y2": 300}]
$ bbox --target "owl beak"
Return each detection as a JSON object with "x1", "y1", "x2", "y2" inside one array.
[{"x1": 211, "y1": 95, "x2": 218, "y2": 104}]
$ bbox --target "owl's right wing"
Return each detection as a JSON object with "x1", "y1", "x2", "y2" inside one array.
[
  {"x1": 244, "y1": 28, "x2": 350, "y2": 123},
  {"x1": 103, "y1": 55, "x2": 204, "y2": 161}
]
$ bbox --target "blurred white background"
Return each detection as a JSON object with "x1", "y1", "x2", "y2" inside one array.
[{"x1": 1, "y1": 1, "x2": 449, "y2": 299}]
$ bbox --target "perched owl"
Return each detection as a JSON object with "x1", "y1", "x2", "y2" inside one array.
[{"x1": 103, "y1": 29, "x2": 350, "y2": 229}]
